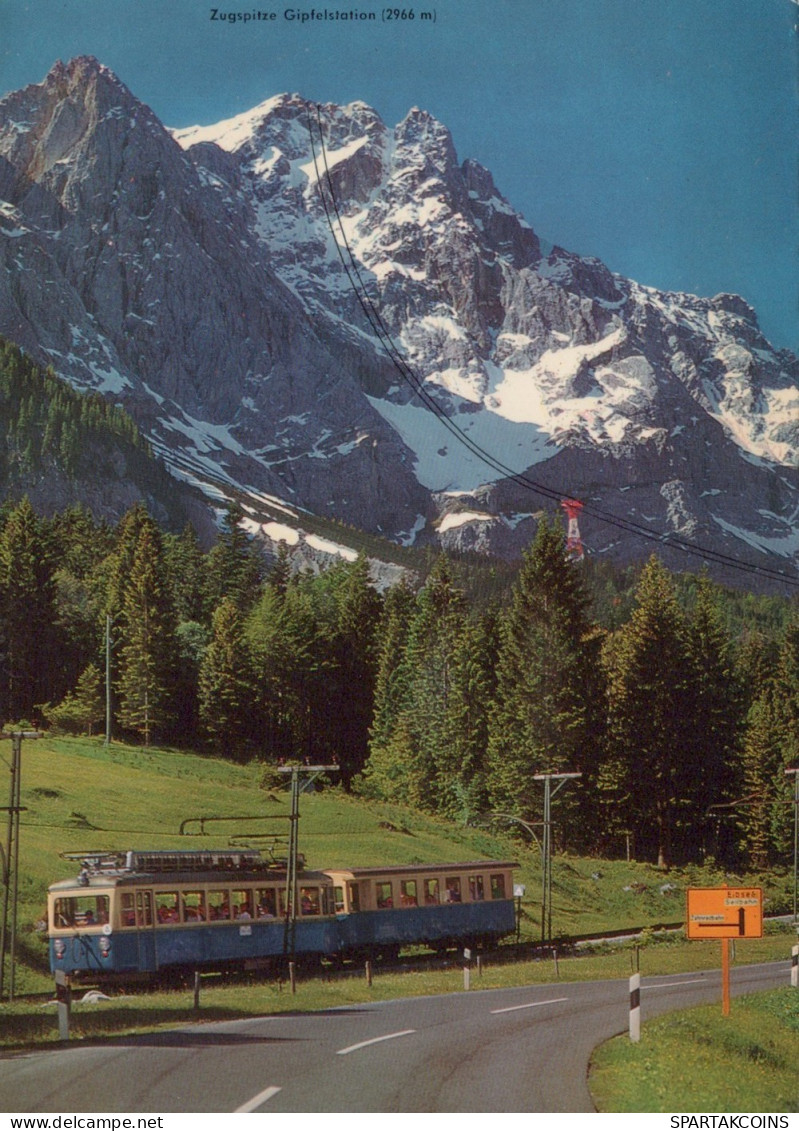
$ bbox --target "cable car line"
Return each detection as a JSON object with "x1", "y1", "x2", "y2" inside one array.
[{"x1": 307, "y1": 106, "x2": 799, "y2": 589}]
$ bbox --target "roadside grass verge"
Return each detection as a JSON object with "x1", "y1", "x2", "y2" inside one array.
[
  {"x1": 589, "y1": 988, "x2": 799, "y2": 1113},
  {"x1": 3, "y1": 932, "x2": 795, "y2": 1053}
]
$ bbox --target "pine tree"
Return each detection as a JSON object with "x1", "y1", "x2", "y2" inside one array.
[
  {"x1": 115, "y1": 522, "x2": 178, "y2": 745},
  {"x1": 0, "y1": 497, "x2": 60, "y2": 720},
  {"x1": 737, "y1": 689, "x2": 782, "y2": 869},
  {"x1": 770, "y1": 615, "x2": 799, "y2": 857},
  {"x1": 106, "y1": 503, "x2": 152, "y2": 621},
  {"x1": 45, "y1": 663, "x2": 104, "y2": 735},
  {"x1": 362, "y1": 557, "x2": 468, "y2": 811},
  {"x1": 246, "y1": 579, "x2": 327, "y2": 763},
  {"x1": 600, "y1": 555, "x2": 694, "y2": 867},
  {"x1": 267, "y1": 543, "x2": 292, "y2": 598},
  {"x1": 204, "y1": 502, "x2": 265, "y2": 616},
  {"x1": 486, "y1": 517, "x2": 595, "y2": 843},
  {"x1": 164, "y1": 524, "x2": 207, "y2": 624},
  {"x1": 368, "y1": 578, "x2": 417, "y2": 756},
  {"x1": 50, "y1": 506, "x2": 114, "y2": 691},
  {"x1": 198, "y1": 598, "x2": 256, "y2": 758},
  {"x1": 327, "y1": 554, "x2": 382, "y2": 787},
  {"x1": 437, "y1": 612, "x2": 494, "y2": 822},
  {"x1": 683, "y1": 574, "x2": 742, "y2": 861}
]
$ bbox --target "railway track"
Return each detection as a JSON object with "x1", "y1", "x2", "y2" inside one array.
[{"x1": 17, "y1": 914, "x2": 794, "y2": 1001}]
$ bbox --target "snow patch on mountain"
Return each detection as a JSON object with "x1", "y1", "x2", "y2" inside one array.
[
  {"x1": 1, "y1": 58, "x2": 798, "y2": 588},
  {"x1": 366, "y1": 392, "x2": 552, "y2": 491}
]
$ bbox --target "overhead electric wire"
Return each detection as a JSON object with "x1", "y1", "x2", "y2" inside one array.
[{"x1": 307, "y1": 105, "x2": 799, "y2": 589}]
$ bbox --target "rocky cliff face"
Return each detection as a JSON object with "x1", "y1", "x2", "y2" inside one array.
[
  {"x1": 0, "y1": 58, "x2": 427, "y2": 539},
  {"x1": 1, "y1": 58, "x2": 797, "y2": 588}
]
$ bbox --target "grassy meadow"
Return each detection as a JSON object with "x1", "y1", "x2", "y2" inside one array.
[{"x1": 3, "y1": 733, "x2": 798, "y2": 998}]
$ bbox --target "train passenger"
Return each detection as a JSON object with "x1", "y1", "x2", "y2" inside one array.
[
  {"x1": 445, "y1": 880, "x2": 462, "y2": 903},
  {"x1": 300, "y1": 888, "x2": 319, "y2": 914},
  {"x1": 400, "y1": 882, "x2": 418, "y2": 907},
  {"x1": 256, "y1": 890, "x2": 276, "y2": 918},
  {"x1": 376, "y1": 882, "x2": 393, "y2": 909}
]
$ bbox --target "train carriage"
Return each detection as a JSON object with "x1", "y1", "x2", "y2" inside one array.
[
  {"x1": 48, "y1": 850, "x2": 339, "y2": 982},
  {"x1": 325, "y1": 861, "x2": 518, "y2": 957},
  {"x1": 48, "y1": 852, "x2": 519, "y2": 982}
]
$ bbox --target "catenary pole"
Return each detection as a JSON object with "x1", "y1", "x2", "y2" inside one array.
[
  {"x1": 277, "y1": 764, "x2": 339, "y2": 962},
  {"x1": 787, "y1": 768, "x2": 799, "y2": 928},
  {"x1": 0, "y1": 731, "x2": 39, "y2": 999},
  {"x1": 533, "y1": 772, "x2": 581, "y2": 942}
]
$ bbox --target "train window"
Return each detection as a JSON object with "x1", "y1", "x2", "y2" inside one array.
[
  {"x1": 136, "y1": 890, "x2": 153, "y2": 927},
  {"x1": 490, "y1": 874, "x2": 507, "y2": 900},
  {"x1": 424, "y1": 879, "x2": 440, "y2": 905},
  {"x1": 333, "y1": 886, "x2": 345, "y2": 913},
  {"x1": 300, "y1": 887, "x2": 320, "y2": 915},
  {"x1": 278, "y1": 888, "x2": 289, "y2": 917},
  {"x1": 400, "y1": 880, "x2": 418, "y2": 907},
  {"x1": 53, "y1": 894, "x2": 109, "y2": 929},
  {"x1": 183, "y1": 892, "x2": 206, "y2": 922},
  {"x1": 444, "y1": 877, "x2": 462, "y2": 903},
  {"x1": 208, "y1": 890, "x2": 230, "y2": 921},
  {"x1": 255, "y1": 889, "x2": 276, "y2": 918},
  {"x1": 121, "y1": 892, "x2": 136, "y2": 927},
  {"x1": 376, "y1": 881, "x2": 393, "y2": 909},
  {"x1": 347, "y1": 882, "x2": 360, "y2": 913},
  {"x1": 469, "y1": 875, "x2": 485, "y2": 902},
  {"x1": 234, "y1": 890, "x2": 255, "y2": 919},
  {"x1": 156, "y1": 893, "x2": 180, "y2": 923}
]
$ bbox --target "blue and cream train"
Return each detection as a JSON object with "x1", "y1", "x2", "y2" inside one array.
[{"x1": 47, "y1": 850, "x2": 518, "y2": 982}]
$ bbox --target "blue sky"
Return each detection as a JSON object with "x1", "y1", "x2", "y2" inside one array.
[{"x1": 1, "y1": 0, "x2": 797, "y2": 352}]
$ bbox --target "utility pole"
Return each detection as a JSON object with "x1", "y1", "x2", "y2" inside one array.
[
  {"x1": 0, "y1": 730, "x2": 40, "y2": 999},
  {"x1": 533, "y1": 771, "x2": 582, "y2": 942},
  {"x1": 787, "y1": 767, "x2": 799, "y2": 928},
  {"x1": 277, "y1": 764, "x2": 339, "y2": 960},
  {"x1": 104, "y1": 614, "x2": 117, "y2": 746}
]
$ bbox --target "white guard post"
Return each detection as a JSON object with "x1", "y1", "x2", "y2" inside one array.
[{"x1": 629, "y1": 972, "x2": 641, "y2": 1042}]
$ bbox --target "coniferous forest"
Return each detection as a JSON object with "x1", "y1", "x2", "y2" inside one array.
[
  {"x1": 0, "y1": 477, "x2": 796, "y2": 873},
  {"x1": 0, "y1": 336, "x2": 796, "y2": 874}
]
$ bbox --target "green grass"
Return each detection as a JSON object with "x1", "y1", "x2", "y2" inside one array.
[
  {"x1": 4, "y1": 734, "x2": 798, "y2": 997},
  {"x1": 589, "y1": 988, "x2": 799, "y2": 1112}
]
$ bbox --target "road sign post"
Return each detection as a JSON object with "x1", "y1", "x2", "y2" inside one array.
[{"x1": 686, "y1": 888, "x2": 763, "y2": 1016}]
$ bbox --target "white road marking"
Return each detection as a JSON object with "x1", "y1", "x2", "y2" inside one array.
[
  {"x1": 643, "y1": 978, "x2": 707, "y2": 989},
  {"x1": 337, "y1": 1029, "x2": 417, "y2": 1055},
  {"x1": 234, "y1": 1085, "x2": 282, "y2": 1112},
  {"x1": 490, "y1": 996, "x2": 569, "y2": 1015}
]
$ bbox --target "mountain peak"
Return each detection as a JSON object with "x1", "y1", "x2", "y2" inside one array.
[
  {"x1": 44, "y1": 55, "x2": 136, "y2": 104},
  {"x1": 0, "y1": 63, "x2": 797, "y2": 590}
]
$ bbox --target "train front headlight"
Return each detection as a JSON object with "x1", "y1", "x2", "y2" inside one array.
[
  {"x1": 99, "y1": 936, "x2": 111, "y2": 957},
  {"x1": 54, "y1": 939, "x2": 66, "y2": 958}
]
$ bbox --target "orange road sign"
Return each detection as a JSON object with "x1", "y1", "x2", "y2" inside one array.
[{"x1": 685, "y1": 887, "x2": 763, "y2": 939}]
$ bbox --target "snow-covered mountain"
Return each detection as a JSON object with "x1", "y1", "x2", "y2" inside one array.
[{"x1": 1, "y1": 58, "x2": 797, "y2": 588}]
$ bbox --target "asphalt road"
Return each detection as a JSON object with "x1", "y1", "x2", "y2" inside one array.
[{"x1": 0, "y1": 961, "x2": 791, "y2": 1114}]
